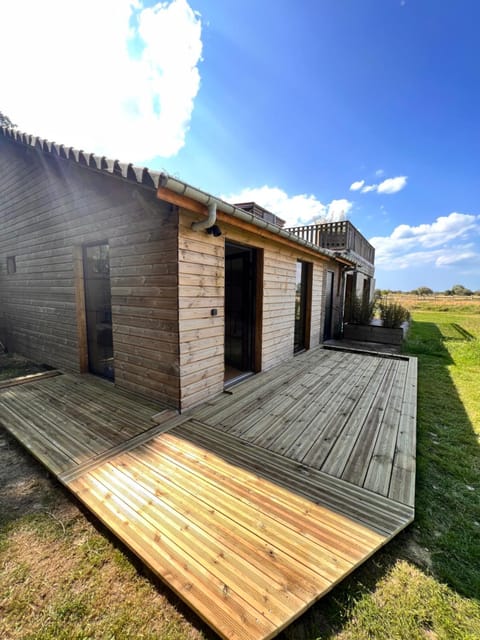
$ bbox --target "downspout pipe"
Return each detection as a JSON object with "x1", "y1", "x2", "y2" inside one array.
[
  {"x1": 158, "y1": 172, "x2": 353, "y2": 264},
  {"x1": 191, "y1": 202, "x2": 217, "y2": 231}
]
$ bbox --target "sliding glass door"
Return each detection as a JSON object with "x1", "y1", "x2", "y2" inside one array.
[{"x1": 294, "y1": 260, "x2": 311, "y2": 353}]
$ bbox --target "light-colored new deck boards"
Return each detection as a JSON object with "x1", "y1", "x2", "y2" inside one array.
[
  {"x1": 174, "y1": 420, "x2": 414, "y2": 537},
  {"x1": 67, "y1": 430, "x2": 387, "y2": 640},
  {"x1": 0, "y1": 347, "x2": 417, "y2": 640}
]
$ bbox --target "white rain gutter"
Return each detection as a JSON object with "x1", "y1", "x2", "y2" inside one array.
[{"x1": 158, "y1": 172, "x2": 354, "y2": 265}]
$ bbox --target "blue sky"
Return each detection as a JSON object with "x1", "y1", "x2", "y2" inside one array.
[{"x1": 1, "y1": 0, "x2": 479, "y2": 291}]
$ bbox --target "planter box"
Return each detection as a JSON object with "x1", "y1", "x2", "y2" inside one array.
[{"x1": 343, "y1": 323, "x2": 404, "y2": 346}]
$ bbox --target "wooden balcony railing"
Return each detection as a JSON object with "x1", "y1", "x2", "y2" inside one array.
[{"x1": 286, "y1": 221, "x2": 375, "y2": 265}]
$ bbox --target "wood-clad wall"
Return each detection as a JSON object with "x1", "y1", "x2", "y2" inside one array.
[
  {"x1": 0, "y1": 139, "x2": 180, "y2": 407},
  {"x1": 178, "y1": 211, "x2": 225, "y2": 410},
  {"x1": 0, "y1": 138, "x2": 345, "y2": 412},
  {"x1": 177, "y1": 210, "x2": 340, "y2": 410},
  {"x1": 261, "y1": 243, "x2": 297, "y2": 369},
  {"x1": 310, "y1": 263, "x2": 325, "y2": 346},
  {"x1": 220, "y1": 222, "x2": 339, "y2": 368}
]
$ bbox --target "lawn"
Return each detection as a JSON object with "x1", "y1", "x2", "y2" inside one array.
[
  {"x1": 280, "y1": 306, "x2": 480, "y2": 639},
  {"x1": 1, "y1": 307, "x2": 479, "y2": 639},
  {"x1": 0, "y1": 352, "x2": 52, "y2": 381}
]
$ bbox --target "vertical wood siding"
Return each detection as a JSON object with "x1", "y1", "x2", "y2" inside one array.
[{"x1": 0, "y1": 139, "x2": 180, "y2": 406}]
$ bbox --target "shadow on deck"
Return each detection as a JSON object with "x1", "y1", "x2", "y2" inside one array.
[{"x1": 0, "y1": 347, "x2": 417, "y2": 640}]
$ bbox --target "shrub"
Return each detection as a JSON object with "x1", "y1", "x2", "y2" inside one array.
[
  {"x1": 345, "y1": 294, "x2": 376, "y2": 325},
  {"x1": 378, "y1": 302, "x2": 410, "y2": 328}
]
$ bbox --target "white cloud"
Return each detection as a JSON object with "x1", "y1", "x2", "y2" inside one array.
[
  {"x1": 375, "y1": 169, "x2": 384, "y2": 177},
  {"x1": 350, "y1": 179, "x2": 365, "y2": 191},
  {"x1": 377, "y1": 176, "x2": 408, "y2": 194},
  {"x1": 0, "y1": 0, "x2": 202, "y2": 162},
  {"x1": 221, "y1": 186, "x2": 353, "y2": 227},
  {"x1": 370, "y1": 213, "x2": 480, "y2": 270},
  {"x1": 357, "y1": 175, "x2": 408, "y2": 194},
  {"x1": 435, "y1": 252, "x2": 478, "y2": 267},
  {"x1": 326, "y1": 199, "x2": 352, "y2": 222}
]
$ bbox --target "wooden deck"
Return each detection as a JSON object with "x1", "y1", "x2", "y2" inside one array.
[
  {"x1": 194, "y1": 347, "x2": 417, "y2": 507},
  {"x1": 0, "y1": 347, "x2": 417, "y2": 640}
]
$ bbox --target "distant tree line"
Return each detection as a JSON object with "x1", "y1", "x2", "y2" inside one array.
[{"x1": 375, "y1": 284, "x2": 480, "y2": 297}]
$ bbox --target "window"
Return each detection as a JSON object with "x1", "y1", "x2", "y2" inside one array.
[{"x1": 6, "y1": 256, "x2": 16, "y2": 275}]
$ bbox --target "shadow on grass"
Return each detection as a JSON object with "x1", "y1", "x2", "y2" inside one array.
[
  {"x1": 281, "y1": 318, "x2": 480, "y2": 638},
  {"x1": 403, "y1": 320, "x2": 480, "y2": 598},
  {"x1": 449, "y1": 323, "x2": 475, "y2": 341}
]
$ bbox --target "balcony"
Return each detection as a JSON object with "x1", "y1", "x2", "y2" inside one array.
[{"x1": 286, "y1": 220, "x2": 375, "y2": 266}]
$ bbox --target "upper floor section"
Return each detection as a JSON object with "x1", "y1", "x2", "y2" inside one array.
[{"x1": 286, "y1": 220, "x2": 375, "y2": 274}]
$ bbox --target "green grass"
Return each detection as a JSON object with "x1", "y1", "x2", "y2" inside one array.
[
  {"x1": 0, "y1": 352, "x2": 51, "y2": 380},
  {"x1": 0, "y1": 499, "x2": 209, "y2": 640},
  {"x1": 1, "y1": 313, "x2": 480, "y2": 639},
  {"x1": 404, "y1": 311, "x2": 480, "y2": 597},
  {"x1": 284, "y1": 309, "x2": 480, "y2": 639}
]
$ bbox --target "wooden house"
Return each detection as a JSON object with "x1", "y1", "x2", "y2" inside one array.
[{"x1": 0, "y1": 126, "x2": 375, "y2": 411}]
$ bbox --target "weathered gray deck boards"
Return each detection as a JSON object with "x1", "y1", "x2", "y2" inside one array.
[
  {"x1": 194, "y1": 348, "x2": 417, "y2": 507},
  {"x1": 0, "y1": 346, "x2": 417, "y2": 640},
  {"x1": 0, "y1": 373, "x2": 169, "y2": 473}
]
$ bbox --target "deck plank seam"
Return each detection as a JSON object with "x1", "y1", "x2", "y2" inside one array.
[
  {"x1": 339, "y1": 359, "x2": 400, "y2": 485},
  {"x1": 276, "y1": 356, "x2": 379, "y2": 463},
  {"x1": 174, "y1": 421, "x2": 414, "y2": 535},
  {"x1": 183, "y1": 417, "x2": 415, "y2": 516},
  {"x1": 137, "y1": 433, "x2": 383, "y2": 552},
  {"x1": 59, "y1": 413, "x2": 190, "y2": 484},
  {"x1": 362, "y1": 359, "x2": 410, "y2": 496}
]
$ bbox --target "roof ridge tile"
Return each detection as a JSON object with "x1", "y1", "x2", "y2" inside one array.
[{"x1": 0, "y1": 124, "x2": 161, "y2": 190}]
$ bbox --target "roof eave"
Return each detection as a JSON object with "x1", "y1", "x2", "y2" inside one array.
[
  {"x1": 0, "y1": 125, "x2": 347, "y2": 265},
  {"x1": 157, "y1": 172, "x2": 339, "y2": 263}
]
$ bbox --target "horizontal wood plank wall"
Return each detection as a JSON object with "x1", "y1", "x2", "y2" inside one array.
[
  {"x1": 177, "y1": 211, "x2": 341, "y2": 410},
  {"x1": 178, "y1": 211, "x2": 225, "y2": 411},
  {"x1": 0, "y1": 139, "x2": 180, "y2": 407},
  {"x1": 262, "y1": 245, "x2": 297, "y2": 370}
]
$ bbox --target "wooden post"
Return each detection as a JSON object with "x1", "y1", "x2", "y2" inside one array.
[{"x1": 73, "y1": 246, "x2": 88, "y2": 373}]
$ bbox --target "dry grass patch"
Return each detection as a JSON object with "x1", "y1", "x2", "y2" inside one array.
[
  {"x1": 384, "y1": 293, "x2": 480, "y2": 314},
  {"x1": 0, "y1": 431, "x2": 209, "y2": 640}
]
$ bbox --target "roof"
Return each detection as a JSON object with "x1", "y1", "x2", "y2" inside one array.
[
  {"x1": 234, "y1": 202, "x2": 286, "y2": 228},
  {"x1": 0, "y1": 125, "x2": 165, "y2": 190},
  {"x1": 0, "y1": 124, "x2": 354, "y2": 266}
]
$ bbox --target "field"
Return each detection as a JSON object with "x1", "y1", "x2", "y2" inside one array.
[
  {"x1": 1, "y1": 305, "x2": 480, "y2": 639},
  {"x1": 382, "y1": 293, "x2": 480, "y2": 314}
]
